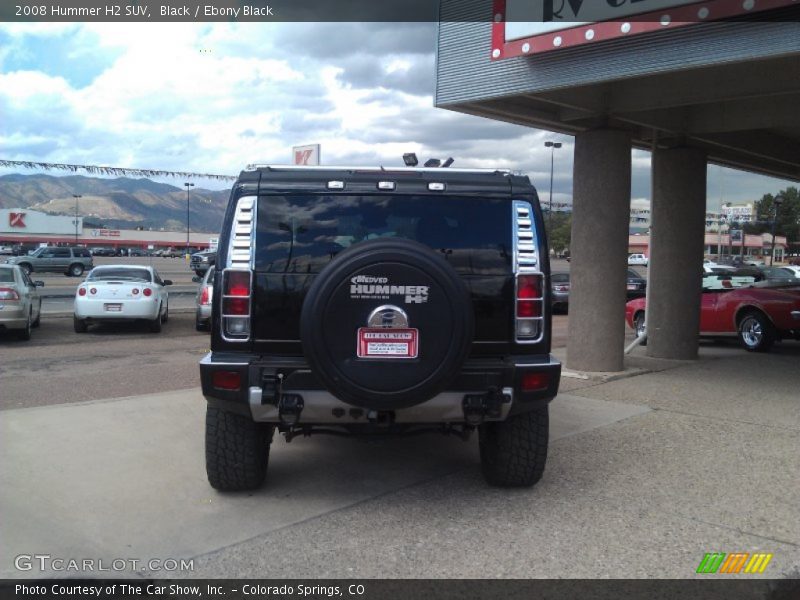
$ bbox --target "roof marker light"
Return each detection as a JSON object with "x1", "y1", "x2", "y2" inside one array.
[
  {"x1": 327, "y1": 181, "x2": 345, "y2": 190},
  {"x1": 428, "y1": 182, "x2": 445, "y2": 191},
  {"x1": 377, "y1": 181, "x2": 396, "y2": 191}
]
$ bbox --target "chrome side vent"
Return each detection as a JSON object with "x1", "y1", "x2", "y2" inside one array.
[
  {"x1": 226, "y1": 196, "x2": 256, "y2": 269},
  {"x1": 512, "y1": 200, "x2": 539, "y2": 272}
]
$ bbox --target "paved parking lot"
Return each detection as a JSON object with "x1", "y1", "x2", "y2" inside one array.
[{"x1": 1, "y1": 301, "x2": 798, "y2": 579}]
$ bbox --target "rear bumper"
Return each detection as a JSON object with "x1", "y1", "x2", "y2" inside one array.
[
  {"x1": 200, "y1": 352, "x2": 561, "y2": 424},
  {"x1": 0, "y1": 306, "x2": 27, "y2": 329},
  {"x1": 75, "y1": 298, "x2": 161, "y2": 320}
]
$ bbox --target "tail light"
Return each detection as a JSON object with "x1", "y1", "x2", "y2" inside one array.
[
  {"x1": 221, "y1": 269, "x2": 251, "y2": 340},
  {"x1": 0, "y1": 288, "x2": 20, "y2": 301},
  {"x1": 143, "y1": 287, "x2": 152, "y2": 297},
  {"x1": 132, "y1": 288, "x2": 139, "y2": 295},
  {"x1": 522, "y1": 372, "x2": 549, "y2": 392},
  {"x1": 90, "y1": 287, "x2": 97, "y2": 295},
  {"x1": 212, "y1": 370, "x2": 241, "y2": 391},
  {"x1": 200, "y1": 286, "x2": 210, "y2": 305},
  {"x1": 78, "y1": 287, "x2": 87, "y2": 297},
  {"x1": 515, "y1": 273, "x2": 543, "y2": 342}
]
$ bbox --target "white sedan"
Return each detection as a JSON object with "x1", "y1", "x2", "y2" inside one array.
[{"x1": 74, "y1": 265, "x2": 172, "y2": 333}]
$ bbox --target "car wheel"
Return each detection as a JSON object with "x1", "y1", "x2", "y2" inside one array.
[
  {"x1": 479, "y1": 406, "x2": 549, "y2": 487},
  {"x1": 161, "y1": 302, "x2": 169, "y2": 324},
  {"x1": 32, "y1": 301, "x2": 41, "y2": 327},
  {"x1": 205, "y1": 406, "x2": 274, "y2": 491},
  {"x1": 69, "y1": 263, "x2": 84, "y2": 277},
  {"x1": 73, "y1": 316, "x2": 88, "y2": 333},
  {"x1": 149, "y1": 309, "x2": 163, "y2": 333},
  {"x1": 633, "y1": 312, "x2": 648, "y2": 346},
  {"x1": 18, "y1": 310, "x2": 32, "y2": 341},
  {"x1": 738, "y1": 311, "x2": 775, "y2": 352}
]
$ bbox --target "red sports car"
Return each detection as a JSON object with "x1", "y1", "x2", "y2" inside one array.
[{"x1": 625, "y1": 277, "x2": 800, "y2": 352}]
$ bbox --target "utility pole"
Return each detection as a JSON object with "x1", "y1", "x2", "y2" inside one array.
[
  {"x1": 544, "y1": 140, "x2": 562, "y2": 255},
  {"x1": 73, "y1": 195, "x2": 82, "y2": 244},
  {"x1": 770, "y1": 195, "x2": 784, "y2": 265},
  {"x1": 184, "y1": 182, "x2": 195, "y2": 259}
]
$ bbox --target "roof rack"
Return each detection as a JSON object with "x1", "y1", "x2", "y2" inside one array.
[{"x1": 243, "y1": 164, "x2": 513, "y2": 175}]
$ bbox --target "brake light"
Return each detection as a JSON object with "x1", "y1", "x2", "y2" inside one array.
[
  {"x1": 212, "y1": 370, "x2": 241, "y2": 391},
  {"x1": 226, "y1": 271, "x2": 250, "y2": 296},
  {"x1": 522, "y1": 372, "x2": 549, "y2": 392},
  {"x1": 78, "y1": 288, "x2": 87, "y2": 297},
  {"x1": 143, "y1": 287, "x2": 152, "y2": 297},
  {"x1": 0, "y1": 288, "x2": 20, "y2": 301},
  {"x1": 200, "y1": 286, "x2": 210, "y2": 305},
  {"x1": 515, "y1": 273, "x2": 543, "y2": 342},
  {"x1": 221, "y1": 269, "x2": 251, "y2": 340}
]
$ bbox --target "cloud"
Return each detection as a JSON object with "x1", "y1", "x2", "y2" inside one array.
[{"x1": 0, "y1": 21, "x2": 792, "y2": 203}]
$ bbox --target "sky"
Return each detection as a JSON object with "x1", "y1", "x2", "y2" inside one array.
[{"x1": 0, "y1": 21, "x2": 794, "y2": 211}]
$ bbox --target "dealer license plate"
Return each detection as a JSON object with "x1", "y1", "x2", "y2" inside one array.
[
  {"x1": 357, "y1": 328, "x2": 419, "y2": 359},
  {"x1": 104, "y1": 303, "x2": 123, "y2": 312},
  {"x1": 626, "y1": 284, "x2": 638, "y2": 291}
]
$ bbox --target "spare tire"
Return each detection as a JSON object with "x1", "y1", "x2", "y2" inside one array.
[{"x1": 300, "y1": 238, "x2": 474, "y2": 410}]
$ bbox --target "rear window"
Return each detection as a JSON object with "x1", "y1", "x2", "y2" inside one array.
[
  {"x1": 254, "y1": 194, "x2": 511, "y2": 275},
  {"x1": 0, "y1": 268, "x2": 15, "y2": 283},
  {"x1": 88, "y1": 268, "x2": 152, "y2": 282}
]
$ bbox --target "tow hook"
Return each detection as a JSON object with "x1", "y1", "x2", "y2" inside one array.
[
  {"x1": 462, "y1": 388, "x2": 507, "y2": 425},
  {"x1": 278, "y1": 393, "x2": 304, "y2": 426}
]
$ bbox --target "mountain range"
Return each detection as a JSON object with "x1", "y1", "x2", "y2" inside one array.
[{"x1": 0, "y1": 173, "x2": 231, "y2": 233}]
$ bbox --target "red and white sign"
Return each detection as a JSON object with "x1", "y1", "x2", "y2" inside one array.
[
  {"x1": 9, "y1": 212, "x2": 26, "y2": 228},
  {"x1": 292, "y1": 144, "x2": 321, "y2": 166},
  {"x1": 357, "y1": 328, "x2": 419, "y2": 359},
  {"x1": 492, "y1": 0, "x2": 798, "y2": 60},
  {"x1": 92, "y1": 229, "x2": 121, "y2": 237}
]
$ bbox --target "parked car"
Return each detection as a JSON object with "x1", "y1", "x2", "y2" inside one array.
[
  {"x1": 160, "y1": 247, "x2": 183, "y2": 258},
  {"x1": 732, "y1": 266, "x2": 800, "y2": 284},
  {"x1": 0, "y1": 264, "x2": 44, "y2": 340},
  {"x1": 0, "y1": 246, "x2": 14, "y2": 256},
  {"x1": 200, "y1": 165, "x2": 561, "y2": 491},
  {"x1": 625, "y1": 268, "x2": 647, "y2": 298},
  {"x1": 5, "y1": 246, "x2": 93, "y2": 277},
  {"x1": 90, "y1": 247, "x2": 117, "y2": 257},
  {"x1": 193, "y1": 267, "x2": 215, "y2": 331},
  {"x1": 190, "y1": 250, "x2": 216, "y2": 276},
  {"x1": 626, "y1": 274, "x2": 800, "y2": 352},
  {"x1": 779, "y1": 266, "x2": 800, "y2": 278},
  {"x1": 628, "y1": 253, "x2": 648, "y2": 266},
  {"x1": 73, "y1": 265, "x2": 172, "y2": 333},
  {"x1": 551, "y1": 272, "x2": 569, "y2": 312}
]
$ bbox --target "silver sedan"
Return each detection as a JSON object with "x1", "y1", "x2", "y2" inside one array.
[{"x1": 0, "y1": 264, "x2": 44, "y2": 341}]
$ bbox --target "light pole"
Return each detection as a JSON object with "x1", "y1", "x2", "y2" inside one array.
[
  {"x1": 73, "y1": 194, "x2": 82, "y2": 244},
  {"x1": 770, "y1": 195, "x2": 784, "y2": 266},
  {"x1": 184, "y1": 182, "x2": 194, "y2": 258},
  {"x1": 717, "y1": 202, "x2": 729, "y2": 261},
  {"x1": 544, "y1": 141, "x2": 562, "y2": 253}
]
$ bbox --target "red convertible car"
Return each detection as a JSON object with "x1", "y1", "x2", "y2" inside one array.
[{"x1": 625, "y1": 276, "x2": 800, "y2": 352}]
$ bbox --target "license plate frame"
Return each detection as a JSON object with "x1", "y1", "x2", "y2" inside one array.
[
  {"x1": 104, "y1": 303, "x2": 123, "y2": 312},
  {"x1": 357, "y1": 328, "x2": 419, "y2": 359}
]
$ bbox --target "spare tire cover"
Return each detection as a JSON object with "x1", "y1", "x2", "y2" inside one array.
[{"x1": 300, "y1": 238, "x2": 474, "y2": 410}]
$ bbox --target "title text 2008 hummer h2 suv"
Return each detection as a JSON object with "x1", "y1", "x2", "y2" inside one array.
[{"x1": 200, "y1": 165, "x2": 561, "y2": 490}]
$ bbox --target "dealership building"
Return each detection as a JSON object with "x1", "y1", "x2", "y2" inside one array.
[
  {"x1": 0, "y1": 208, "x2": 216, "y2": 251},
  {"x1": 436, "y1": 0, "x2": 800, "y2": 371}
]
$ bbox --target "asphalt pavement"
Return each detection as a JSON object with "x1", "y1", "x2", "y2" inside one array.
[{"x1": 1, "y1": 342, "x2": 798, "y2": 580}]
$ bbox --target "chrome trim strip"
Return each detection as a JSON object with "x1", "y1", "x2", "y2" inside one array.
[
  {"x1": 199, "y1": 352, "x2": 250, "y2": 367},
  {"x1": 248, "y1": 389, "x2": 514, "y2": 424}
]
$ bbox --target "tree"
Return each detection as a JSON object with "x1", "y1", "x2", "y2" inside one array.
[
  {"x1": 544, "y1": 211, "x2": 572, "y2": 254},
  {"x1": 749, "y1": 187, "x2": 800, "y2": 243}
]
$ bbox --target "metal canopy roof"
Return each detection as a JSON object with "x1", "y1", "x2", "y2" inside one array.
[{"x1": 436, "y1": 9, "x2": 800, "y2": 182}]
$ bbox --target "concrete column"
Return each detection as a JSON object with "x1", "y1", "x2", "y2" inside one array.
[
  {"x1": 566, "y1": 129, "x2": 631, "y2": 372},
  {"x1": 647, "y1": 147, "x2": 707, "y2": 359}
]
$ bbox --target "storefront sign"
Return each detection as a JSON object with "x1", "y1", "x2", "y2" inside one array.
[{"x1": 492, "y1": 0, "x2": 797, "y2": 60}]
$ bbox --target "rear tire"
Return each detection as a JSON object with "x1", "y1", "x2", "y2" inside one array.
[
  {"x1": 18, "y1": 311, "x2": 32, "y2": 341},
  {"x1": 161, "y1": 302, "x2": 169, "y2": 323},
  {"x1": 73, "y1": 316, "x2": 88, "y2": 333},
  {"x1": 633, "y1": 312, "x2": 648, "y2": 346},
  {"x1": 32, "y1": 301, "x2": 41, "y2": 327},
  {"x1": 68, "y1": 263, "x2": 84, "y2": 277},
  {"x1": 479, "y1": 406, "x2": 549, "y2": 487},
  {"x1": 149, "y1": 310, "x2": 162, "y2": 333},
  {"x1": 195, "y1": 313, "x2": 208, "y2": 332},
  {"x1": 205, "y1": 406, "x2": 274, "y2": 491},
  {"x1": 738, "y1": 310, "x2": 775, "y2": 352}
]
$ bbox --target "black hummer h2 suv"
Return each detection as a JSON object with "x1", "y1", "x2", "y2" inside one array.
[{"x1": 200, "y1": 165, "x2": 561, "y2": 490}]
